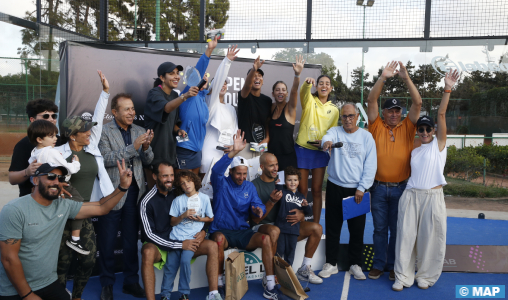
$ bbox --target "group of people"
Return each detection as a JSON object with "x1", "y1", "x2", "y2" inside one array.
[{"x1": 0, "y1": 36, "x2": 459, "y2": 300}]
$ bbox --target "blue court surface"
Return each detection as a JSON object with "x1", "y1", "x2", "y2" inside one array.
[
  {"x1": 69, "y1": 211, "x2": 508, "y2": 299},
  {"x1": 72, "y1": 272, "x2": 508, "y2": 300}
]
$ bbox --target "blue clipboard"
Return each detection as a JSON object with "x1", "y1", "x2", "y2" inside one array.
[{"x1": 342, "y1": 192, "x2": 370, "y2": 220}]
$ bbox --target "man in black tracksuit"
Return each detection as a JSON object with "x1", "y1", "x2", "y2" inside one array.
[{"x1": 138, "y1": 162, "x2": 220, "y2": 300}]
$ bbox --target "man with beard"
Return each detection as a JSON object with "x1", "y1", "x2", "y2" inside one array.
[
  {"x1": 139, "y1": 162, "x2": 220, "y2": 300},
  {"x1": 0, "y1": 160, "x2": 133, "y2": 299}
]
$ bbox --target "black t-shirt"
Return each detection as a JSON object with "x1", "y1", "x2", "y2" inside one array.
[
  {"x1": 9, "y1": 135, "x2": 63, "y2": 197},
  {"x1": 144, "y1": 86, "x2": 181, "y2": 165},
  {"x1": 237, "y1": 92, "x2": 272, "y2": 143}
]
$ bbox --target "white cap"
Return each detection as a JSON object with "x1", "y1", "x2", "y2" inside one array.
[{"x1": 231, "y1": 156, "x2": 249, "y2": 169}]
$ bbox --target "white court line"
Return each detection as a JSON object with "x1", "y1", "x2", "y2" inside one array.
[{"x1": 340, "y1": 271, "x2": 351, "y2": 300}]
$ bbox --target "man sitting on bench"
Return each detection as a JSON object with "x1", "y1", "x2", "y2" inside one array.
[{"x1": 209, "y1": 130, "x2": 285, "y2": 300}]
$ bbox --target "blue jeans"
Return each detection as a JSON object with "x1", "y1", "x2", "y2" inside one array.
[
  {"x1": 97, "y1": 182, "x2": 140, "y2": 287},
  {"x1": 370, "y1": 182, "x2": 407, "y2": 271},
  {"x1": 161, "y1": 249, "x2": 195, "y2": 297}
]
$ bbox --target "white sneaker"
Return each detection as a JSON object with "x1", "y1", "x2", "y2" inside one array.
[
  {"x1": 317, "y1": 263, "x2": 338, "y2": 278},
  {"x1": 206, "y1": 293, "x2": 224, "y2": 300},
  {"x1": 418, "y1": 281, "x2": 429, "y2": 289},
  {"x1": 296, "y1": 265, "x2": 323, "y2": 284},
  {"x1": 348, "y1": 264, "x2": 366, "y2": 280},
  {"x1": 392, "y1": 280, "x2": 404, "y2": 292}
]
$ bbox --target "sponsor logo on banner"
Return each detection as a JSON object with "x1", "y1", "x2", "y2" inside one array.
[
  {"x1": 456, "y1": 285, "x2": 505, "y2": 298},
  {"x1": 240, "y1": 251, "x2": 265, "y2": 280},
  {"x1": 431, "y1": 55, "x2": 508, "y2": 76}
]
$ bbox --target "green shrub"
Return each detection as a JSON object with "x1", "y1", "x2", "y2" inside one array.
[
  {"x1": 474, "y1": 144, "x2": 508, "y2": 175},
  {"x1": 444, "y1": 177, "x2": 508, "y2": 198},
  {"x1": 445, "y1": 146, "x2": 488, "y2": 181}
]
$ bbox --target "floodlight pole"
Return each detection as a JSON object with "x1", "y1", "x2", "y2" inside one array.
[
  {"x1": 134, "y1": 0, "x2": 137, "y2": 41},
  {"x1": 360, "y1": 5, "x2": 365, "y2": 127},
  {"x1": 156, "y1": 0, "x2": 160, "y2": 41}
]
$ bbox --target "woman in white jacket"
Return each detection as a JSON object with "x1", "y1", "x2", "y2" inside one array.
[
  {"x1": 392, "y1": 69, "x2": 459, "y2": 292},
  {"x1": 55, "y1": 70, "x2": 115, "y2": 300},
  {"x1": 200, "y1": 46, "x2": 240, "y2": 189}
]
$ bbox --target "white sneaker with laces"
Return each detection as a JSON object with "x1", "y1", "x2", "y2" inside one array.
[
  {"x1": 348, "y1": 264, "x2": 366, "y2": 280},
  {"x1": 417, "y1": 281, "x2": 429, "y2": 289},
  {"x1": 296, "y1": 265, "x2": 323, "y2": 284},
  {"x1": 392, "y1": 280, "x2": 404, "y2": 292},
  {"x1": 317, "y1": 263, "x2": 338, "y2": 278}
]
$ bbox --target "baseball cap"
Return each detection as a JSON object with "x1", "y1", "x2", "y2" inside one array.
[
  {"x1": 34, "y1": 163, "x2": 69, "y2": 176},
  {"x1": 416, "y1": 115, "x2": 435, "y2": 128},
  {"x1": 247, "y1": 68, "x2": 264, "y2": 77},
  {"x1": 231, "y1": 156, "x2": 249, "y2": 169},
  {"x1": 157, "y1": 62, "x2": 183, "y2": 77},
  {"x1": 382, "y1": 98, "x2": 402, "y2": 110},
  {"x1": 61, "y1": 116, "x2": 98, "y2": 137}
]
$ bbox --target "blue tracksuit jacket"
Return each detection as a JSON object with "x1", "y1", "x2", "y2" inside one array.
[{"x1": 209, "y1": 155, "x2": 266, "y2": 233}]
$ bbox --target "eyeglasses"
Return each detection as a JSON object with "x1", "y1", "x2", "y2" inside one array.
[
  {"x1": 37, "y1": 113, "x2": 58, "y2": 120},
  {"x1": 38, "y1": 173, "x2": 66, "y2": 182},
  {"x1": 389, "y1": 130, "x2": 395, "y2": 142},
  {"x1": 418, "y1": 127, "x2": 433, "y2": 133},
  {"x1": 341, "y1": 114, "x2": 356, "y2": 120}
]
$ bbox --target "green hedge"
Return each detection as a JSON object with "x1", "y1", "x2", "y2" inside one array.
[
  {"x1": 469, "y1": 87, "x2": 508, "y2": 117},
  {"x1": 445, "y1": 144, "x2": 508, "y2": 180}
]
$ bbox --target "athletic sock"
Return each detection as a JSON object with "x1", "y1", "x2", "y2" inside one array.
[
  {"x1": 218, "y1": 274, "x2": 224, "y2": 287},
  {"x1": 71, "y1": 236, "x2": 80, "y2": 242},
  {"x1": 301, "y1": 257, "x2": 312, "y2": 268},
  {"x1": 209, "y1": 290, "x2": 218, "y2": 298},
  {"x1": 266, "y1": 275, "x2": 275, "y2": 290}
]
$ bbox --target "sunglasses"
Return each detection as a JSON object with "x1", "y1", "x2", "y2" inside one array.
[
  {"x1": 418, "y1": 127, "x2": 433, "y2": 133},
  {"x1": 37, "y1": 113, "x2": 58, "y2": 120},
  {"x1": 389, "y1": 130, "x2": 395, "y2": 142},
  {"x1": 38, "y1": 173, "x2": 66, "y2": 182}
]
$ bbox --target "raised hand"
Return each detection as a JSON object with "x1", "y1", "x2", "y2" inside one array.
[
  {"x1": 232, "y1": 129, "x2": 246, "y2": 152},
  {"x1": 251, "y1": 206, "x2": 263, "y2": 218},
  {"x1": 293, "y1": 55, "x2": 305, "y2": 76},
  {"x1": 381, "y1": 61, "x2": 399, "y2": 79},
  {"x1": 253, "y1": 56, "x2": 264, "y2": 71},
  {"x1": 117, "y1": 159, "x2": 133, "y2": 189},
  {"x1": 305, "y1": 77, "x2": 315, "y2": 86},
  {"x1": 134, "y1": 132, "x2": 149, "y2": 150},
  {"x1": 302, "y1": 199, "x2": 309, "y2": 206},
  {"x1": 269, "y1": 189, "x2": 283, "y2": 203},
  {"x1": 208, "y1": 35, "x2": 218, "y2": 51},
  {"x1": 185, "y1": 86, "x2": 199, "y2": 98},
  {"x1": 444, "y1": 69, "x2": 460, "y2": 89},
  {"x1": 227, "y1": 45, "x2": 240, "y2": 61},
  {"x1": 97, "y1": 70, "x2": 109, "y2": 93},
  {"x1": 397, "y1": 61, "x2": 410, "y2": 81},
  {"x1": 142, "y1": 129, "x2": 154, "y2": 151}
]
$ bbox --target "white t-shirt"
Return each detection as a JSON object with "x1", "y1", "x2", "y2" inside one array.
[
  {"x1": 406, "y1": 137, "x2": 447, "y2": 190},
  {"x1": 29, "y1": 146, "x2": 81, "y2": 175}
]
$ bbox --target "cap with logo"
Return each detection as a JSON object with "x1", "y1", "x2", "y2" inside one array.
[
  {"x1": 247, "y1": 68, "x2": 264, "y2": 77},
  {"x1": 157, "y1": 62, "x2": 183, "y2": 77},
  {"x1": 61, "y1": 116, "x2": 98, "y2": 137},
  {"x1": 34, "y1": 163, "x2": 69, "y2": 176},
  {"x1": 382, "y1": 98, "x2": 402, "y2": 110},
  {"x1": 416, "y1": 115, "x2": 435, "y2": 128},
  {"x1": 231, "y1": 156, "x2": 249, "y2": 169}
]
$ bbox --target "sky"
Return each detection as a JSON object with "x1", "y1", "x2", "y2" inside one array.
[{"x1": 1, "y1": 0, "x2": 508, "y2": 84}]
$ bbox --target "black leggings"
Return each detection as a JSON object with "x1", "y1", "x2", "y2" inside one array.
[
  {"x1": 0, "y1": 280, "x2": 69, "y2": 300},
  {"x1": 57, "y1": 218, "x2": 96, "y2": 299}
]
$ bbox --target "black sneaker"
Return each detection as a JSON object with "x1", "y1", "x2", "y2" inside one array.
[
  {"x1": 179, "y1": 294, "x2": 190, "y2": 300},
  {"x1": 122, "y1": 283, "x2": 146, "y2": 298},
  {"x1": 66, "y1": 239, "x2": 90, "y2": 255}
]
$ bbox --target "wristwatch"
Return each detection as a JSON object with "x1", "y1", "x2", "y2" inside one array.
[{"x1": 180, "y1": 94, "x2": 187, "y2": 101}]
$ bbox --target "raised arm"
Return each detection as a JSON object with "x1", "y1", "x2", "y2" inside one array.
[
  {"x1": 437, "y1": 69, "x2": 459, "y2": 151},
  {"x1": 74, "y1": 159, "x2": 132, "y2": 219},
  {"x1": 240, "y1": 56, "x2": 264, "y2": 98},
  {"x1": 204, "y1": 36, "x2": 218, "y2": 58},
  {"x1": 207, "y1": 45, "x2": 239, "y2": 108},
  {"x1": 398, "y1": 61, "x2": 422, "y2": 124},
  {"x1": 90, "y1": 71, "x2": 111, "y2": 148},
  {"x1": 288, "y1": 55, "x2": 305, "y2": 116},
  {"x1": 367, "y1": 61, "x2": 398, "y2": 123}
]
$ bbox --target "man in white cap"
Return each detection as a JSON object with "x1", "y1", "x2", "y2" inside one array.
[{"x1": 209, "y1": 130, "x2": 286, "y2": 300}]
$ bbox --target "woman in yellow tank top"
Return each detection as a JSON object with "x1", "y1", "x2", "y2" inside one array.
[{"x1": 295, "y1": 75, "x2": 340, "y2": 223}]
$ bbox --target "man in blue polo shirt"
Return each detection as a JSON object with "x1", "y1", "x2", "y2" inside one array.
[{"x1": 209, "y1": 130, "x2": 286, "y2": 300}]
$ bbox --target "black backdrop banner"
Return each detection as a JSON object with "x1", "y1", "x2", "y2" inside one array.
[{"x1": 58, "y1": 41, "x2": 322, "y2": 275}]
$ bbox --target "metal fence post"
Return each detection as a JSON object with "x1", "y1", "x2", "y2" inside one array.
[
  {"x1": 483, "y1": 158, "x2": 487, "y2": 186},
  {"x1": 99, "y1": 0, "x2": 108, "y2": 42},
  {"x1": 199, "y1": 0, "x2": 206, "y2": 43}
]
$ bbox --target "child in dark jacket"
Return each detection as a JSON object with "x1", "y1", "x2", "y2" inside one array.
[{"x1": 275, "y1": 166, "x2": 312, "y2": 265}]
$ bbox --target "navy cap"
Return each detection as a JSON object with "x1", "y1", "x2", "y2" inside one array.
[
  {"x1": 382, "y1": 98, "x2": 402, "y2": 110},
  {"x1": 34, "y1": 163, "x2": 69, "y2": 176},
  {"x1": 416, "y1": 115, "x2": 435, "y2": 128},
  {"x1": 247, "y1": 68, "x2": 264, "y2": 77},
  {"x1": 157, "y1": 62, "x2": 183, "y2": 77}
]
